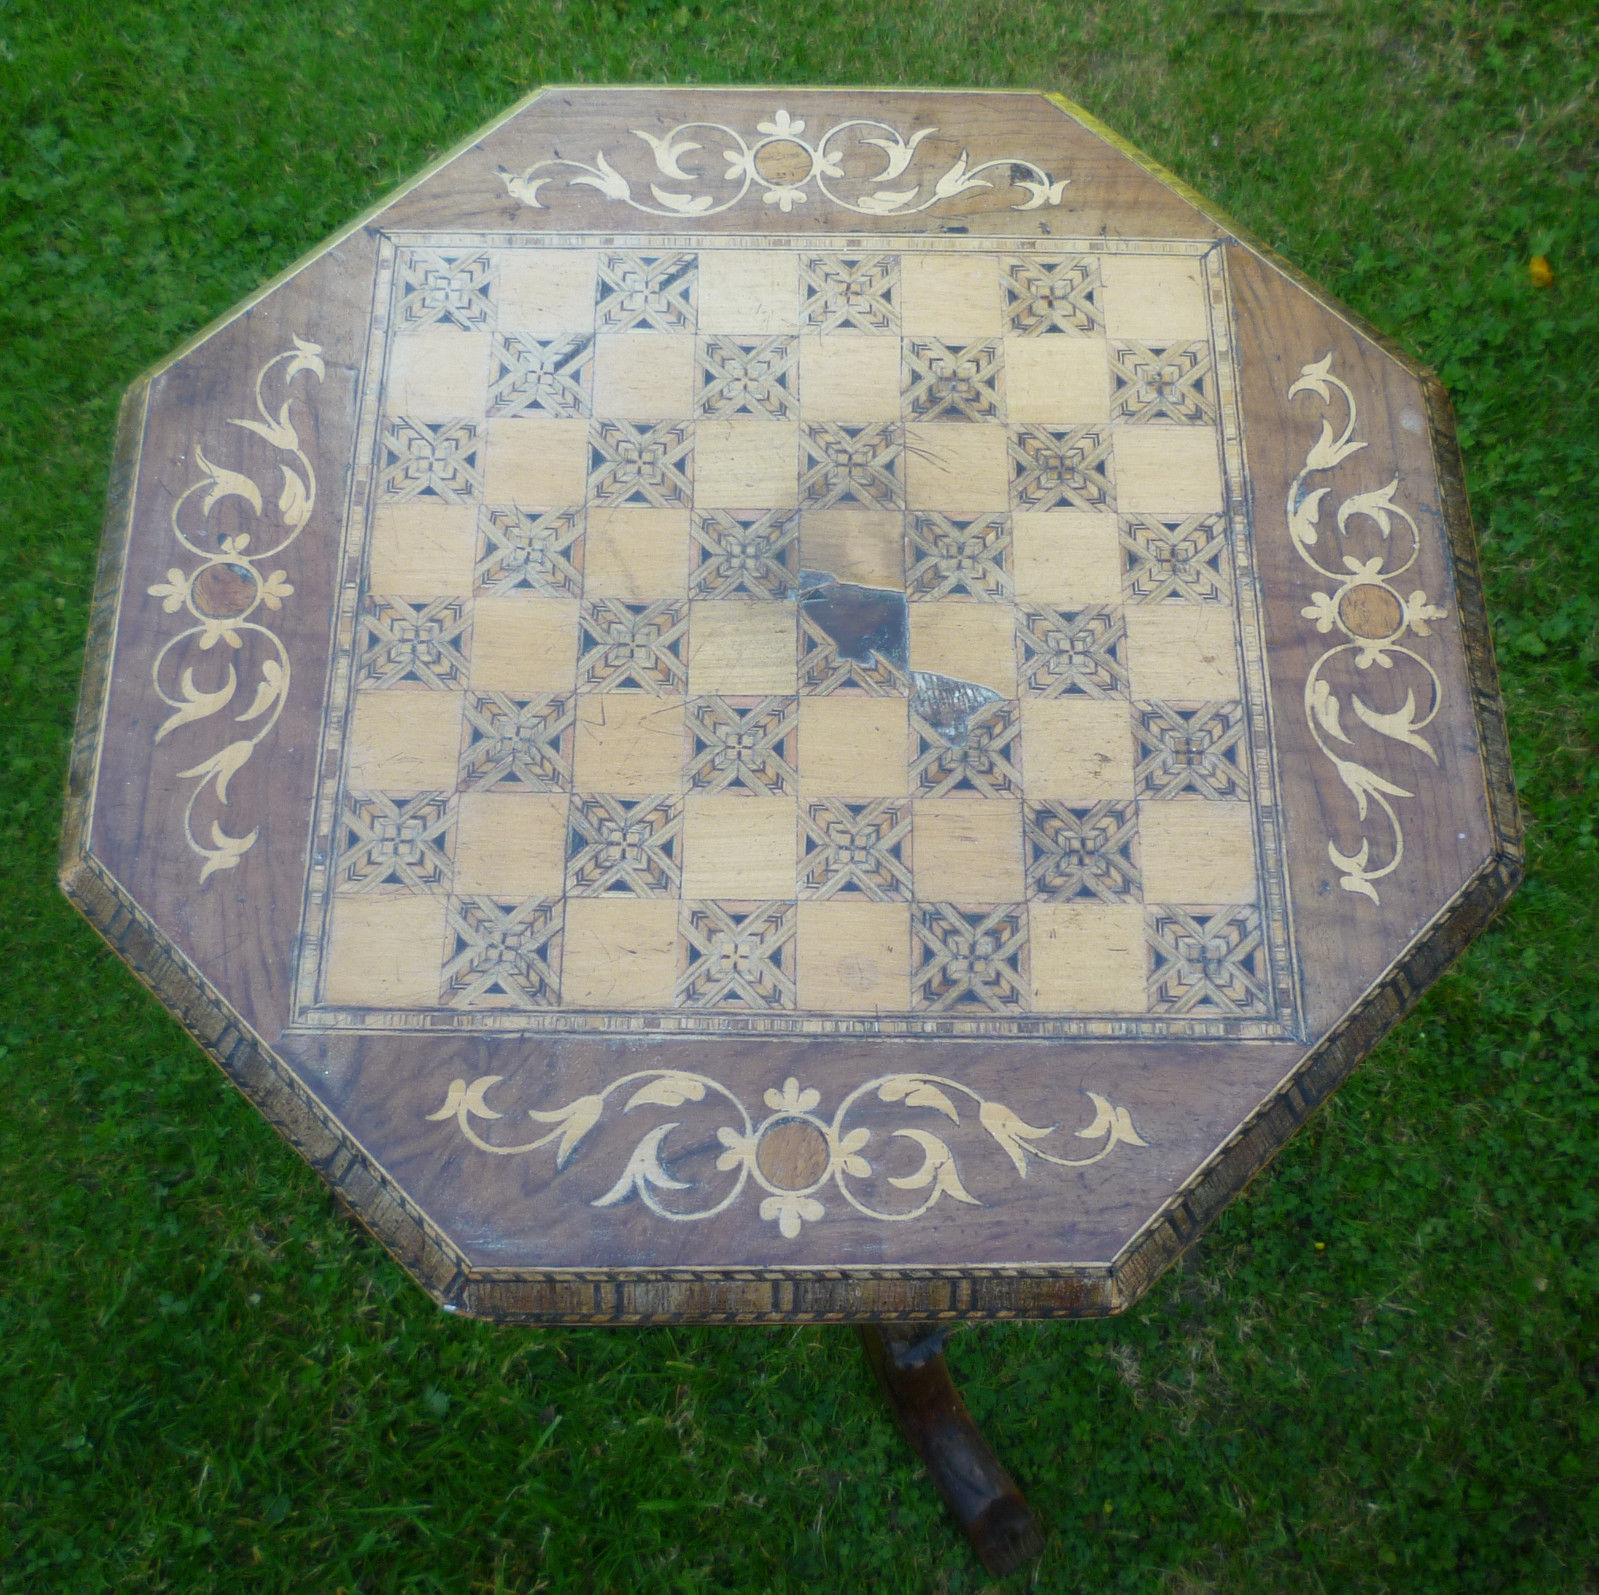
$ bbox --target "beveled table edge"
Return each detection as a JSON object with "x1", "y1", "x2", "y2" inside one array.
[{"x1": 58, "y1": 85, "x2": 1524, "y2": 1325}]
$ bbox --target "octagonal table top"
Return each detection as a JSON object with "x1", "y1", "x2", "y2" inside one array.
[{"x1": 62, "y1": 87, "x2": 1520, "y2": 1323}]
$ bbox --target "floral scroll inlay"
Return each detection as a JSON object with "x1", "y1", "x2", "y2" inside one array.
[
  {"x1": 148, "y1": 337, "x2": 324, "y2": 881},
  {"x1": 500, "y1": 108, "x2": 1068, "y2": 220},
  {"x1": 428, "y1": 1070, "x2": 1145, "y2": 1238},
  {"x1": 1287, "y1": 353, "x2": 1448, "y2": 903}
]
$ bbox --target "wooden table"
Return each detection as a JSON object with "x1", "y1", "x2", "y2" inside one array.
[{"x1": 61, "y1": 87, "x2": 1521, "y2": 1573}]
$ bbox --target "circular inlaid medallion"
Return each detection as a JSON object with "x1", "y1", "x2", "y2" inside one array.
[
  {"x1": 755, "y1": 1117, "x2": 830, "y2": 1190},
  {"x1": 1337, "y1": 582, "x2": 1404, "y2": 640},
  {"x1": 754, "y1": 139, "x2": 814, "y2": 186},
  {"x1": 189, "y1": 560, "x2": 259, "y2": 620}
]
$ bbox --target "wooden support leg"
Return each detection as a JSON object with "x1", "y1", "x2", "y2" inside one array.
[{"x1": 858, "y1": 1323, "x2": 1045, "y2": 1576}]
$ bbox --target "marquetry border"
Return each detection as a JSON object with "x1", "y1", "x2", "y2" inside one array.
[{"x1": 60, "y1": 88, "x2": 1522, "y2": 1324}]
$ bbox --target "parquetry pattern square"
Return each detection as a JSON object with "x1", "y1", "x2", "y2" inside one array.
[
  {"x1": 912, "y1": 903, "x2": 1029, "y2": 1013},
  {"x1": 905, "y1": 513, "x2": 1012, "y2": 600},
  {"x1": 1146, "y1": 906, "x2": 1270, "y2": 1016},
  {"x1": 458, "y1": 692, "x2": 575, "y2": 790},
  {"x1": 798, "y1": 422, "x2": 904, "y2": 508},
  {"x1": 911, "y1": 700, "x2": 1023, "y2": 798},
  {"x1": 1001, "y1": 256, "x2": 1102, "y2": 336},
  {"x1": 685, "y1": 696, "x2": 798, "y2": 794},
  {"x1": 397, "y1": 248, "x2": 495, "y2": 330},
  {"x1": 800, "y1": 253, "x2": 899, "y2": 332},
  {"x1": 576, "y1": 599, "x2": 690, "y2": 694},
  {"x1": 1023, "y1": 800, "x2": 1141, "y2": 901},
  {"x1": 595, "y1": 251, "x2": 698, "y2": 332},
  {"x1": 566, "y1": 794, "x2": 683, "y2": 896},
  {"x1": 442, "y1": 896, "x2": 561, "y2": 1008},
  {"x1": 1132, "y1": 701, "x2": 1248, "y2": 799},
  {"x1": 798, "y1": 799, "x2": 913, "y2": 900},
  {"x1": 903, "y1": 340, "x2": 1004, "y2": 422},
  {"x1": 696, "y1": 335, "x2": 798, "y2": 419},
  {"x1": 335, "y1": 793, "x2": 455, "y2": 893},
  {"x1": 475, "y1": 506, "x2": 585, "y2": 597},
  {"x1": 1120, "y1": 514, "x2": 1230, "y2": 603},
  {"x1": 378, "y1": 417, "x2": 484, "y2": 504},
  {"x1": 689, "y1": 509, "x2": 799, "y2": 599},
  {"x1": 587, "y1": 420, "x2": 694, "y2": 507},
  {"x1": 487, "y1": 333, "x2": 593, "y2": 418},
  {"x1": 678, "y1": 901, "x2": 797, "y2": 1009},
  {"x1": 355, "y1": 596, "x2": 472, "y2": 690},
  {"x1": 1109, "y1": 340, "x2": 1217, "y2": 425},
  {"x1": 1016, "y1": 605, "x2": 1129, "y2": 698},
  {"x1": 1007, "y1": 425, "x2": 1116, "y2": 511}
]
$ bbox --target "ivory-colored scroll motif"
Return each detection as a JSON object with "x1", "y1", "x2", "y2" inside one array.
[
  {"x1": 1287, "y1": 353, "x2": 1448, "y2": 903},
  {"x1": 501, "y1": 107, "x2": 1069, "y2": 219},
  {"x1": 429, "y1": 1069, "x2": 1145, "y2": 1238},
  {"x1": 147, "y1": 338, "x2": 324, "y2": 880}
]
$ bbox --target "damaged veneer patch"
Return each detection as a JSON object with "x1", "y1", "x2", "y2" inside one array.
[{"x1": 798, "y1": 568, "x2": 998, "y2": 745}]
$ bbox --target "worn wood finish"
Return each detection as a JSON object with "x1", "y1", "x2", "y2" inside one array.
[{"x1": 62, "y1": 88, "x2": 1520, "y2": 1325}]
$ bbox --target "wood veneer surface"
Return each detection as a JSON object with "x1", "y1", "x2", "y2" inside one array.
[{"x1": 62, "y1": 89, "x2": 1519, "y2": 1321}]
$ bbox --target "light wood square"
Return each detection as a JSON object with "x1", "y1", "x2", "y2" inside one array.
[
  {"x1": 799, "y1": 334, "x2": 902, "y2": 421},
  {"x1": 688, "y1": 601, "x2": 798, "y2": 695},
  {"x1": 698, "y1": 250, "x2": 799, "y2": 334},
  {"x1": 909, "y1": 602, "x2": 1016, "y2": 697},
  {"x1": 368, "y1": 502, "x2": 478, "y2": 595},
  {"x1": 385, "y1": 328, "x2": 490, "y2": 420},
  {"x1": 1012, "y1": 511, "x2": 1122, "y2": 606},
  {"x1": 573, "y1": 695, "x2": 686, "y2": 794},
  {"x1": 798, "y1": 511, "x2": 903, "y2": 589},
  {"x1": 1124, "y1": 604, "x2": 1238, "y2": 700},
  {"x1": 482, "y1": 417, "x2": 590, "y2": 507},
  {"x1": 453, "y1": 791, "x2": 569, "y2": 896},
  {"x1": 695, "y1": 421, "x2": 799, "y2": 507},
  {"x1": 1140, "y1": 800, "x2": 1256, "y2": 904},
  {"x1": 900, "y1": 255, "x2": 1002, "y2": 340},
  {"x1": 562, "y1": 896, "x2": 679, "y2": 1008},
  {"x1": 1114, "y1": 427, "x2": 1224, "y2": 515},
  {"x1": 346, "y1": 691, "x2": 464, "y2": 790},
  {"x1": 1020, "y1": 699, "x2": 1136, "y2": 799},
  {"x1": 497, "y1": 249, "x2": 598, "y2": 337},
  {"x1": 798, "y1": 698, "x2": 910, "y2": 797},
  {"x1": 796, "y1": 901, "x2": 910, "y2": 1012},
  {"x1": 913, "y1": 800, "x2": 1024, "y2": 903},
  {"x1": 584, "y1": 507, "x2": 691, "y2": 601},
  {"x1": 470, "y1": 596, "x2": 580, "y2": 694},
  {"x1": 591, "y1": 333, "x2": 695, "y2": 419},
  {"x1": 1100, "y1": 254, "x2": 1211, "y2": 342},
  {"x1": 1004, "y1": 337, "x2": 1111, "y2": 424},
  {"x1": 1029, "y1": 902, "x2": 1147, "y2": 1012},
  {"x1": 904, "y1": 423, "x2": 1010, "y2": 512},
  {"x1": 681, "y1": 795, "x2": 797, "y2": 898},
  {"x1": 324, "y1": 894, "x2": 447, "y2": 1008}
]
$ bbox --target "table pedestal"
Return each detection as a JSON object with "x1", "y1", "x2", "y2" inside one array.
[{"x1": 858, "y1": 1325, "x2": 1044, "y2": 1575}]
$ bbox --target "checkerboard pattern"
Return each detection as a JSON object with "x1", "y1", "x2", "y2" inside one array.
[{"x1": 307, "y1": 239, "x2": 1286, "y2": 1029}]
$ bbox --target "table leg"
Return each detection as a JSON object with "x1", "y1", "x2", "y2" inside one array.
[{"x1": 858, "y1": 1323, "x2": 1045, "y2": 1576}]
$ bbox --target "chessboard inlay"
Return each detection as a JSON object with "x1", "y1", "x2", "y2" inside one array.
[{"x1": 290, "y1": 232, "x2": 1299, "y2": 1039}]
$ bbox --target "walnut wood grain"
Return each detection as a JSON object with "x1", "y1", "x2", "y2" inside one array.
[{"x1": 61, "y1": 86, "x2": 1520, "y2": 1325}]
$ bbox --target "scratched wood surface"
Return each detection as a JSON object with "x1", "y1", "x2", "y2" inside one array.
[{"x1": 61, "y1": 89, "x2": 1520, "y2": 1323}]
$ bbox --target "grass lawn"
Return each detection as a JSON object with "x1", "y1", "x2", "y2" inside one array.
[{"x1": 3, "y1": 1, "x2": 1597, "y2": 1589}]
